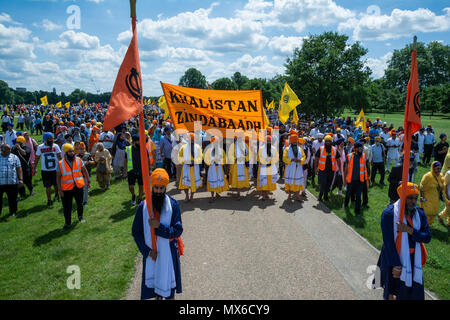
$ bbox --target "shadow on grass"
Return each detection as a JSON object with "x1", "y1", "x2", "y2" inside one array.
[
  {"x1": 342, "y1": 207, "x2": 366, "y2": 228},
  {"x1": 89, "y1": 188, "x2": 108, "y2": 197},
  {"x1": 109, "y1": 201, "x2": 135, "y2": 223},
  {"x1": 431, "y1": 227, "x2": 449, "y2": 244},
  {"x1": 17, "y1": 204, "x2": 48, "y2": 218},
  {"x1": 33, "y1": 222, "x2": 78, "y2": 247}
]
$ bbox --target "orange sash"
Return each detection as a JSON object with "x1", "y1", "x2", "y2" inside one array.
[{"x1": 154, "y1": 208, "x2": 184, "y2": 257}]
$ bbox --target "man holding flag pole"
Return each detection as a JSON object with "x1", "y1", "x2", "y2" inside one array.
[
  {"x1": 376, "y1": 36, "x2": 431, "y2": 300},
  {"x1": 102, "y1": 0, "x2": 183, "y2": 300}
]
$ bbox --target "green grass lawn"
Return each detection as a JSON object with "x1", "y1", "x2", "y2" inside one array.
[
  {"x1": 309, "y1": 108, "x2": 449, "y2": 300},
  {"x1": 0, "y1": 126, "x2": 139, "y2": 299},
  {"x1": 342, "y1": 109, "x2": 449, "y2": 137}
]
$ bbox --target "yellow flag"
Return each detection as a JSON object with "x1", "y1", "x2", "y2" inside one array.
[
  {"x1": 265, "y1": 99, "x2": 269, "y2": 109},
  {"x1": 354, "y1": 109, "x2": 367, "y2": 132},
  {"x1": 158, "y1": 96, "x2": 170, "y2": 120},
  {"x1": 40, "y1": 95, "x2": 48, "y2": 106},
  {"x1": 79, "y1": 99, "x2": 84, "y2": 105},
  {"x1": 56, "y1": 101, "x2": 62, "y2": 108},
  {"x1": 292, "y1": 107, "x2": 299, "y2": 124},
  {"x1": 267, "y1": 100, "x2": 275, "y2": 110},
  {"x1": 278, "y1": 82, "x2": 301, "y2": 124},
  {"x1": 65, "y1": 102, "x2": 70, "y2": 108},
  {"x1": 5, "y1": 105, "x2": 9, "y2": 113},
  {"x1": 263, "y1": 108, "x2": 270, "y2": 129}
]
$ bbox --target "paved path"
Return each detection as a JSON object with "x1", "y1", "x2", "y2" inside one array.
[{"x1": 124, "y1": 181, "x2": 392, "y2": 300}]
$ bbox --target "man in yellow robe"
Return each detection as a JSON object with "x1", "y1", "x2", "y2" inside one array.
[
  {"x1": 227, "y1": 130, "x2": 249, "y2": 200},
  {"x1": 256, "y1": 135, "x2": 279, "y2": 200},
  {"x1": 283, "y1": 134, "x2": 306, "y2": 202},
  {"x1": 178, "y1": 133, "x2": 203, "y2": 202},
  {"x1": 204, "y1": 136, "x2": 228, "y2": 203}
]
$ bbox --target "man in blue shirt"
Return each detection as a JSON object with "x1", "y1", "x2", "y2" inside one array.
[
  {"x1": 0, "y1": 144, "x2": 24, "y2": 217},
  {"x1": 371, "y1": 136, "x2": 386, "y2": 185},
  {"x1": 423, "y1": 127, "x2": 435, "y2": 165},
  {"x1": 160, "y1": 127, "x2": 175, "y2": 179}
]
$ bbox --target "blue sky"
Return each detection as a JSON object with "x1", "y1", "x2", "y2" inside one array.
[{"x1": 0, "y1": 0, "x2": 448, "y2": 96}]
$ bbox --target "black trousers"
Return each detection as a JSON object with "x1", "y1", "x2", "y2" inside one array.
[
  {"x1": 62, "y1": 187, "x2": 84, "y2": 226},
  {"x1": 423, "y1": 144, "x2": 433, "y2": 164},
  {"x1": 18, "y1": 167, "x2": 33, "y2": 197},
  {"x1": 163, "y1": 158, "x2": 175, "y2": 179},
  {"x1": 318, "y1": 170, "x2": 334, "y2": 200},
  {"x1": 0, "y1": 184, "x2": 18, "y2": 215},
  {"x1": 345, "y1": 181, "x2": 363, "y2": 214},
  {"x1": 371, "y1": 162, "x2": 385, "y2": 184}
]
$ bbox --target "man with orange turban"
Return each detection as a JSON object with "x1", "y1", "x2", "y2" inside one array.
[
  {"x1": 376, "y1": 182, "x2": 431, "y2": 300},
  {"x1": 256, "y1": 135, "x2": 279, "y2": 200},
  {"x1": 283, "y1": 134, "x2": 306, "y2": 202},
  {"x1": 178, "y1": 132, "x2": 203, "y2": 202},
  {"x1": 132, "y1": 168, "x2": 183, "y2": 300}
]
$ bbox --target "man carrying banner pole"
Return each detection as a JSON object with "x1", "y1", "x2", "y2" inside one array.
[{"x1": 376, "y1": 36, "x2": 431, "y2": 300}]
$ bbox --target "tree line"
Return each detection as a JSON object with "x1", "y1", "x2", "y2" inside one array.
[{"x1": 1, "y1": 31, "x2": 448, "y2": 116}]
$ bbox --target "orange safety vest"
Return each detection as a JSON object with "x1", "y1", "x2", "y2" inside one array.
[
  {"x1": 59, "y1": 157, "x2": 85, "y2": 191},
  {"x1": 345, "y1": 152, "x2": 368, "y2": 183},
  {"x1": 317, "y1": 145, "x2": 336, "y2": 171},
  {"x1": 146, "y1": 140, "x2": 155, "y2": 166}
]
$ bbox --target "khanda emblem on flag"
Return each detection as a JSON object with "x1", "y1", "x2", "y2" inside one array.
[
  {"x1": 282, "y1": 94, "x2": 290, "y2": 104},
  {"x1": 125, "y1": 67, "x2": 142, "y2": 102},
  {"x1": 413, "y1": 92, "x2": 421, "y2": 117}
]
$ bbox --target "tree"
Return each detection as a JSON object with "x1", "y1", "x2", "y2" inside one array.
[
  {"x1": 67, "y1": 89, "x2": 87, "y2": 104},
  {"x1": 179, "y1": 68, "x2": 207, "y2": 89},
  {"x1": 211, "y1": 77, "x2": 238, "y2": 90},
  {"x1": 231, "y1": 72, "x2": 249, "y2": 90},
  {"x1": 0, "y1": 80, "x2": 16, "y2": 104},
  {"x1": 384, "y1": 41, "x2": 450, "y2": 92},
  {"x1": 285, "y1": 32, "x2": 371, "y2": 117}
]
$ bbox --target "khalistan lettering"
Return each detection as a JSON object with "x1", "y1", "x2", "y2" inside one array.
[{"x1": 169, "y1": 90, "x2": 258, "y2": 112}]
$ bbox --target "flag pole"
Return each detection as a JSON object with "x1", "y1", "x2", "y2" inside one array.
[
  {"x1": 130, "y1": 0, "x2": 158, "y2": 260},
  {"x1": 396, "y1": 36, "x2": 417, "y2": 251}
]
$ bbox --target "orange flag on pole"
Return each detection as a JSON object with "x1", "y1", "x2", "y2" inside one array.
[
  {"x1": 103, "y1": 2, "x2": 143, "y2": 131},
  {"x1": 103, "y1": 0, "x2": 157, "y2": 259},
  {"x1": 396, "y1": 36, "x2": 422, "y2": 255}
]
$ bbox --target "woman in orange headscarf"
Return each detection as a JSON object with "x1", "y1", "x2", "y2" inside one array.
[{"x1": 88, "y1": 126, "x2": 100, "y2": 152}]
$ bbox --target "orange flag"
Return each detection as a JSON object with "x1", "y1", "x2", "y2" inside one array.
[
  {"x1": 396, "y1": 38, "x2": 422, "y2": 255},
  {"x1": 103, "y1": 12, "x2": 143, "y2": 130}
]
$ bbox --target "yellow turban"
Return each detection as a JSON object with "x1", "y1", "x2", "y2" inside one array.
[
  {"x1": 151, "y1": 168, "x2": 169, "y2": 187},
  {"x1": 63, "y1": 143, "x2": 74, "y2": 153},
  {"x1": 16, "y1": 136, "x2": 26, "y2": 144},
  {"x1": 324, "y1": 135, "x2": 332, "y2": 142},
  {"x1": 397, "y1": 182, "x2": 419, "y2": 198}
]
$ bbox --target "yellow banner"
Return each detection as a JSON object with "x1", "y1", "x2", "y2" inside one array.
[{"x1": 161, "y1": 82, "x2": 264, "y2": 134}]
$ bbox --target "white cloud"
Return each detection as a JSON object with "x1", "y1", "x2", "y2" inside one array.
[
  {"x1": 87, "y1": 0, "x2": 104, "y2": 3},
  {"x1": 33, "y1": 19, "x2": 63, "y2": 31},
  {"x1": 268, "y1": 35, "x2": 306, "y2": 56},
  {"x1": 339, "y1": 7, "x2": 450, "y2": 41},
  {"x1": 365, "y1": 52, "x2": 392, "y2": 78},
  {"x1": 0, "y1": 12, "x2": 13, "y2": 23},
  {"x1": 236, "y1": 0, "x2": 355, "y2": 32},
  {"x1": 117, "y1": 4, "x2": 268, "y2": 54}
]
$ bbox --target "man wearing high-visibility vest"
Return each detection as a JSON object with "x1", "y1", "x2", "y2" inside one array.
[
  {"x1": 314, "y1": 135, "x2": 341, "y2": 202},
  {"x1": 344, "y1": 141, "x2": 368, "y2": 216},
  {"x1": 57, "y1": 143, "x2": 91, "y2": 232},
  {"x1": 146, "y1": 132, "x2": 156, "y2": 167}
]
